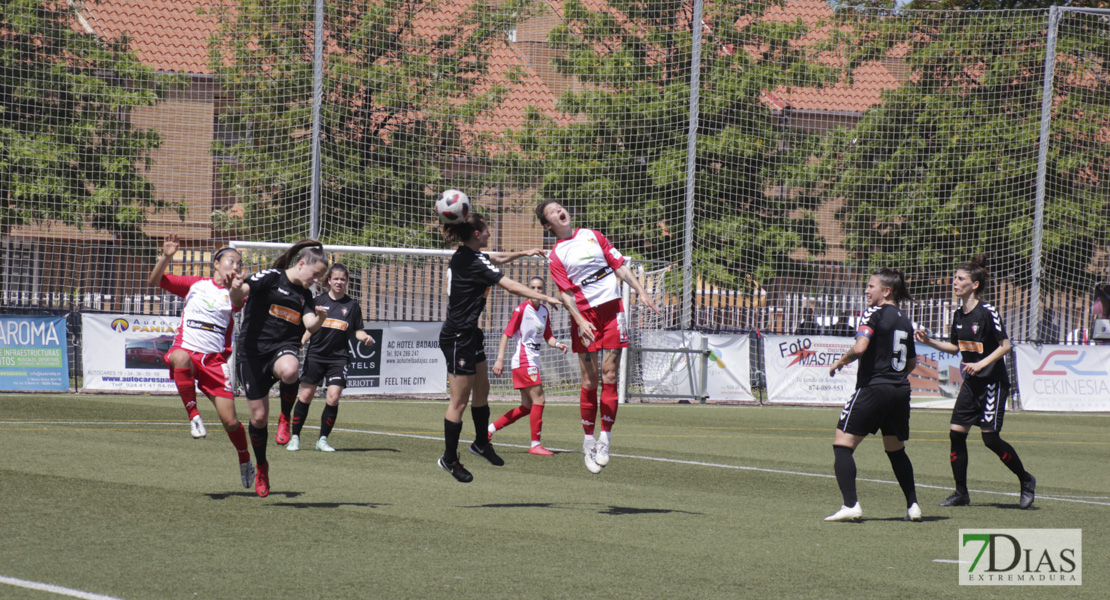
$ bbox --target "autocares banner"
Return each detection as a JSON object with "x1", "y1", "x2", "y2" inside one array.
[
  {"x1": 0, "y1": 315, "x2": 69, "y2": 391},
  {"x1": 342, "y1": 321, "x2": 445, "y2": 396},
  {"x1": 639, "y1": 331, "x2": 754, "y2": 401},
  {"x1": 81, "y1": 313, "x2": 178, "y2": 392},
  {"x1": 1013, "y1": 344, "x2": 1110, "y2": 412}
]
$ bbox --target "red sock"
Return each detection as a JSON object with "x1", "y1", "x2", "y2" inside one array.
[
  {"x1": 172, "y1": 368, "x2": 200, "y2": 420},
  {"x1": 529, "y1": 404, "x2": 545, "y2": 443},
  {"x1": 580, "y1": 387, "x2": 598, "y2": 436},
  {"x1": 493, "y1": 405, "x2": 530, "y2": 431},
  {"x1": 227, "y1": 422, "x2": 250, "y2": 463},
  {"x1": 599, "y1": 382, "x2": 618, "y2": 432}
]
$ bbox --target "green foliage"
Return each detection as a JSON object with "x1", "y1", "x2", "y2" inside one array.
[
  {"x1": 507, "y1": 0, "x2": 835, "y2": 289},
  {"x1": 788, "y1": 9, "x2": 1110, "y2": 297},
  {"x1": 208, "y1": 0, "x2": 541, "y2": 248},
  {"x1": 0, "y1": 0, "x2": 180, "y2": 245}
]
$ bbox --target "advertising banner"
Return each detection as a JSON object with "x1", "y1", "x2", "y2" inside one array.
[
  {"x1": 81, "y1": 313, "x2": 179, "y2": 392},
  {"x1": 343, "y1": 321, "x2": 445, "y2": 396},
  {"x1": 764, "y1": 334, "x2": 958, "y2": 405},
  {"x1": 640, "y1": 331, "x2": 754, "y2": 401},
  {"x1": 765, "y1": 334, "x2": 857, "y2": 405},
  {"x1": 0, "y1": 315, "x2": 70, "y2": 391},
  {"x1": 1013, "y1": 344, "x2": 1110, "y2": 412}
]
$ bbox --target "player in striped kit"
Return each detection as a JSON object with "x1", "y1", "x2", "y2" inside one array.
[
  {"x1": 535, "y1": 200, "x2": 662, "y2": 474},
  {"x1": 491, "y1": 277, "x2": 569, "y2": 455},
  {"x1": 914, "y1": 256, "x2": 1035, "y2": 509},
  {"x1": 147, "y1": 234, "x2": 255, "y2": 490}
]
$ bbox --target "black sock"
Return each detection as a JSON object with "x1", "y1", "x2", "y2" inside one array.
[
  {"x1": 320, "y1": 403, "x2": 338, "y2": 438},
  {"x1": 291, "y1": 400, "x2": 310, "y2": 436},
  {"x1": 444, "y1": 419, "x2": 463, "y2": 463},
  {"x1": 279, "y1": 382, "x2": 299, "y2": 419},
  {"x1": 949, "y1": 430, "x2": 970, "y2": 494},
  {"x1": 833, "y1": 445, "x2": 857, "y2": 507},
  {"x1": 982, "y1": 432, "x2": 1030, "y2": 481},
  {"x1": 471, "y1": 405, "x2": 490, "y2": 448},
  {"x1": 886, "y1": 447, "x2": 918, "y2": 507},
  {"x1": 248, "y1": 423, "x2": 268, "y2": 465}
]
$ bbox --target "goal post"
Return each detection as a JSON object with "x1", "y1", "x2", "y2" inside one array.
[{"x1": 228, "y1": 241, "x2": 679, "y2": 401}]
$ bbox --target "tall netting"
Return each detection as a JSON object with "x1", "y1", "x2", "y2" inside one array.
[{"x1": 2, "y1": 1, "x2": 1108, "y2": 396}]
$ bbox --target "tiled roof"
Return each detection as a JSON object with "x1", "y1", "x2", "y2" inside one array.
[
  {"x1": 83, "y1": 0, "x2": 224, "y2": 74},
  {"x1": 80, "y1": 0, "x2": 899, "y2": 118}
]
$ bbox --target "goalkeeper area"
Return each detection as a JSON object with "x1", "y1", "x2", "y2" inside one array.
[{"x1": 1, "y1": 393, "x2": 1108, "y2": 599}]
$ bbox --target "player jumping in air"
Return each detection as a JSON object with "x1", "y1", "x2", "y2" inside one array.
[
  {"x1": 535, "y1": 200, "x2": 662, "y2": 474},
  {"x1": 437, "y1": 209, "x2": 563, "y2": 483},
  {"x1": 230, "y1": 240, "x2": 329, "y2": 497},
  {"x1": 148, "y1": 234, "x2": 254, "y2": 490}
]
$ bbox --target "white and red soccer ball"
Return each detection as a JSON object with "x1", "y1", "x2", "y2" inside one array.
[{"x1": 435, "y1": 189, "x2": 471, "y2": 224}]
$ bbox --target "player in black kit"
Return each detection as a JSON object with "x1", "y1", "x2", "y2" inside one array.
[
  {"x1": 915, "y1": 256, "x2": 1035, "y2": 509},
  {"x1": 826, "y1": 268, "x2": 921, "y2": 522},
  {"x1": 284, "y1": 263, "x2": 375, "y2": 453},
  {"x1": 230, "y1": 239, "x2": 330, "y2": 497},
  {"x1": 437, "y1": 209, "x2": 564, "y2": 483}
]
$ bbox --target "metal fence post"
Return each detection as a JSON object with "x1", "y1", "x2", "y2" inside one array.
[
  {"x1": 309, "y1": 0, "x2": 325, "y2": 240},
  {"x1": 681, "y1": 0, "x2": 703, "y2": 332},
  {"x1": 1030, "y1": 5, "x2": 1059, "y2": 341}
]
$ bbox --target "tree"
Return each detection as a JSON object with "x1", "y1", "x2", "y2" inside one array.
[
  {"x1": 208, "y1": 0, "x2": 539, "y2": 248},
  {"x1": 787, "y1": 8, "x2": 1110, "y2": 297},
  {"x1": 0, "y1": 0, "x2": 179, "y2": 244},
  {"x1": 508, "y1": 0, "x2": 836, "y2": 289}
]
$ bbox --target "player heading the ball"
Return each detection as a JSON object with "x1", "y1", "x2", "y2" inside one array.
[{"x1": 436, "y1": 198, "x2": 564, "y2": 483}]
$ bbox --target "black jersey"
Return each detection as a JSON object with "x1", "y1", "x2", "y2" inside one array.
[
  {"x1": 442, "y1": 246, "x2": 504, "y2": 335},
  {"x1": 949, "y1": 301, "x2": 1009, "y2": 383},
  {"x1": 237, "y1": 268, "x2": 316, "y2": 356},
  {"x1": 855, "y1": 304, "x2": 916, "y2": 388},
  {"x1": 305, "y1": 293, "x2": 364, "y2": 363}
]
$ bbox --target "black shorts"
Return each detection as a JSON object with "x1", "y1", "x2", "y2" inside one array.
[
  {"x1": 951, "y1": 378, "x2": 1009, "y2": 431},
  {"x1": 837, "y1": 383, "x2": 911, "y2": 441},
  {"x1": 301, "y1": 357, "x2": 348, "y2": 388},
  {"x1": 440, "y1": 328, "x2": 486, "y2": 376},
  {"x1": 236, "y1": 345, "x2": 299, "y2": 400}
]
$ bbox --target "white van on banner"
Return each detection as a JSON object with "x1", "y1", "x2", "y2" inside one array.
[
  {"x1": 81, "y1": 313, "x2": 179, "y2": 392},
  {"x1": 640, "y1": 331, "x2": 753, "y2": 401},
  {"x1": 1013, "y1": 344, "x2": 1110, "y2": 412},
  {"x1": 342, "y1": 321, "x2": 445, "y2": 396},
  {"x1": 764, "y1": 334, "x2": 959, "y2": 406}
]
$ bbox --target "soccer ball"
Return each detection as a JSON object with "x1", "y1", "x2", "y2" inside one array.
[{"x1": 435, "y1": 189, "x2": 471, "y2": 224}]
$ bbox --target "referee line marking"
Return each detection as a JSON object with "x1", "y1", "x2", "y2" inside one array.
[
  {"x1": 0, "y1": 575, "x2": 124, "y2": 600},
  {"x1": 6, "y1": 420, "x2": 1109, "y2": 507}
]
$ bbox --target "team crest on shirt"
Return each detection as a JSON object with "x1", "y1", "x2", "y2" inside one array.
[
  {"x1": 972, "y1": 322, "x2": 980, "y2": 334},
  {"x1": 340, "y1": 307, "x2": 348, "y2": 316}
]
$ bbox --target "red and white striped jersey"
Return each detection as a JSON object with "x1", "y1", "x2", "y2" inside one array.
[
  {"x1": 503, "y1": 300, "x2": 553, "y2": 370},
  {"x1": 159, "y1": 274, "x2": 240, "y2": 355},
  {"x1": 548, "y1": 228, "x2": 626, "y2": 312}
]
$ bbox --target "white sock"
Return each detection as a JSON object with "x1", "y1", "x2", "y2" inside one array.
[
  {"x1": 488, "y1": 423, "x2": 496, "y2": 433},
  {"x1": 584, "y1": 434, "x2": 596, "y2": 447},
  {"x1": 599, "y1": 431, "x2": 610, "y2": 445},
  {"x1": 530, "y1": 440, "x2": 541, "y2": 448}
]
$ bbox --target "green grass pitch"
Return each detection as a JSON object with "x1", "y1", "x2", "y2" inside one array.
[{"x1": 1, "y1": 393, "x2": 1106, "y2": 599}]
